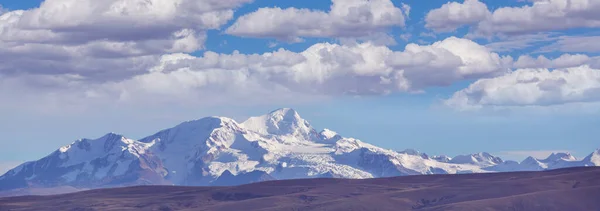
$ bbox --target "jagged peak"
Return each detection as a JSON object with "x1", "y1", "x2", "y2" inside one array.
[
  {"x1": 544, "y1": 152, "x2": 576, "y2": 162},
  {"x1": 452, "y1": 152, "x2": 496, "y2": 159},
  {"x1": 175, "y1": 116, "x2": 240, "y2": 131},
  {"x1": 582, "y1": 149, "x2": 600, "y2": 164},
  {"x1": 478, "y1": 152, "x2": 493, "y2": 157},
  {"x1": 184, "y1": 116, "x2": 237, "y2": 125},
  {"x1": 399, "y1": 149, "x2": 429, "y2": 159},
  {"x1": 400, "y1": 149, "x2": 421, "y2": 155},
  {"x1": 265, "y1": 108, "x2": 305, "y2": 125},
  {"x1": 241, "y1": 108, "x2": 314, "y2": 136},
  {"x1": 269, "y1": 108, "x2": 299, "y2": 116},
  {"x1": 59, "y1": 133, "x2": 130, "y2": 153},
  {"x1": 99, "y1": 132, "x2": 128, "y2": 141},
  {"x1": 103, "y1": 132, "x2": 122, "y2": 137},
  {"x1": 521, "y1": 156, "x2": 541, "y2": 164},
  {"x1": 77, "y1": 132, "x2": 127, "y2": 142},
  {"x1": 319, "y1": 129, "x2": 341, "y2": 140},
  {"x1": 431, "y1": 155, "x2": 451, "y2": 163},
  {"x1": 450, "y1": 152, "x2": 502, "y2": 165}
]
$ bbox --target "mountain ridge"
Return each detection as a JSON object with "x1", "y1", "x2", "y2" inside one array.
[{"x1": 0, "y1": 108, "x2": 598, "y2": 196}]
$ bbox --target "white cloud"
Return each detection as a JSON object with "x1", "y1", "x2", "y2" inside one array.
[
  {"x1": 446, "y1": 65, "x2": 600, "y2": 110},
  {"x1": 401, "y1": 3, "x2": 411, "y2": 18},
  {"x1": 475, "y1": 0, "x2": 600, "y2": 36},
  {"x1": 513, "y1": 54, "x2": 600, "y2": 69},
  {"x1": 226, "y1": 0, "x2": 407, "y2": 43},
  {"x1": 399, "y1": 33, "x2": 412, "y2": 41},
  {"x1": 267, "y1": 42, "x2": 278, "y2": 48},
  {"x1": 0, "y1": 0, "x2": 251, "y2": 79},
  {"x1": 106, "y1": 37, "x2": 508, "y2": 99},
  {"x1": 426, "y1": 0, "x2": 600, "y2": 37},
  {"x1": 485, "y1": 33, "x2": 558, "y2": 52},
  {"x1": 425, "y1": 0, "x2": 491, "y2": 32},
  {"x1": 419, "y1": 32, "x2": 437, "y2": 38},
  {"x1": 338, "y1": 32, "x2": 398, "y2": 46},
  {"x1": 0, "y1": 37, "x2": 510, "y2": 112},
  {"x1": 539, "y1": 36, "x2": 600, "y2": 53},
  {"x1": 108, "y1": 37, "x2": 509, "y2": 98},
  {"x1": 387, "y1": 37, "x2": 512, "y2": 88}
]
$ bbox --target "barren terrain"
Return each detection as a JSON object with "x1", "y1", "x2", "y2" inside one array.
[{"x1": 1, "y1": 167, "x2": 599, "y2": 211}]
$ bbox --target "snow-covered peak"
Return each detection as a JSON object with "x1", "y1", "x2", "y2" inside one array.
[
  {"x1": 241, "y1": 108, "x2": 316, "y2": 138},
  {"x1": 521, "y1": 156, "x2": 544, "y2": 166},
  {"x1": 516, "y1": 152, "x2": 585, "y2": 171},
  {"x1": 2, "y1": 108, "x2": 599, "y2": 195},
  {"x1": 270, "y1": 108, "x2": 298, "y2": 116},
  {"x1": 320, "y1": 129, "x2": 338, "y2": 139},
  {"x1": 59, "y1": 133, "x2": 133, "y2": 153},
  {"x1": 399, "y1": 149, "x2": 419, "y2": 155},
  {"x1": 177, "y1": 116, "x2": 240, "y2": 131},
  {"x1": 140, "y1": 116, "x2": 241, "y2": 143},
  {"x1": 450, "y1": 152, "x2": 503, "y2": 166},
  {"x1": 583, "y1": 149, "x2": 600, "y2": 166},
  {"x1": 517, "y1": 156, "x2": 549, "y2": 171},
  {"x1": 543, "y1": 152, "x2": 577, "y2": 162},
  {"x1": 398, "y1": 149, "x2": 429, "y2": 159},
  {"x1": 319, "y1": 129, "x2": 342, "y2": 141},
  {"x1": 432, "y1": 155, "x2": 451, "y2": 163}
]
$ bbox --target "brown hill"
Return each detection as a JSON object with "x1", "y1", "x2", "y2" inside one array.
[{"x1": 1, "y1": 167, "x2": 599, "y2": 211}]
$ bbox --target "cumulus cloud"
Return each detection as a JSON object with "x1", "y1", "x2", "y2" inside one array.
[
  {"x1": 0, "y1": 0, "x2": 251, "y2": 79},
  {"x1": 426, "y1": 0, "x2": 600, "y2": 37},
  {"x1": 477, "y1": 0, "x2": 600, "y2": 36},
  {"x1": 425, "y1": 0, "x2": 490, "y2": 32},
  {"x1": 513, "y1": 54, "x2": 600, "y2": 69},
  {"x1": 478, "y1": 0, "x2": 600, "y2": 36},
  {"x1": 0, "y1": 37, "x2": 511, "y2": 112},
  {"x1": 446, "y1": 65, "x2": 600, "y2": 110},
  {"x1": 108, "y1": 37, "x2": 509, "y2": 97},
  {"x1": 0, "y1": 1, "x2": 511, "y2": 113},
  {"x1": 387, "y1": 37, "x2": 512, "y2": 88},
  {"x1": 226, "y1": 0, "x2": 407, "y2": 43}
]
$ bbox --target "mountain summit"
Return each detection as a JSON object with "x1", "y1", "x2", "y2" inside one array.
[
  {"x1": 0, "y1": 109, "x2": 597, "y2": 196},
  {"x1": 242, "y1": 108, "x2": 317, "y2": 138}
]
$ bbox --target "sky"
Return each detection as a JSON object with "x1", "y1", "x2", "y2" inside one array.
[{"x1": 1, "y1": 0, "x2": 600, "y2": 173}]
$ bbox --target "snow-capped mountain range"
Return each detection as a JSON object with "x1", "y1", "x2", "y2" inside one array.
[{"x1": 1, "y1": 108, "x2": 598, "y2": 194}]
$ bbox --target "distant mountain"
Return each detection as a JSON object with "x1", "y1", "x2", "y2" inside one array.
[
  {"x1": 582, "y1": 149, "x2": 600, "y2": 166},
  {"x1": 0, "y1": 108, "x2": 598, "y2": 196},
  {"x1": 449, "y1": 152, "x2": 503, "y2": 167},
  {"x1": 212, "y1": 170, "x2": 275, "y2": 186}
]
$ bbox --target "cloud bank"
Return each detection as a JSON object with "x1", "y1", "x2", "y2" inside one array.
[
  {"x1": 0, "y1": 0, "x2": 251, "y2": 80},
  {"x1": 2, "y1": 0, "x2": 600, "y2": 113},
  {"x1": 0, "y1": 36, "x2": 511, "y2": 112}
]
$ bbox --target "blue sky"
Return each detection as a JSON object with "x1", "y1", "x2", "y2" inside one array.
[{"x1": 1, "y1": 0, "x2": 600, "y2": 173}]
